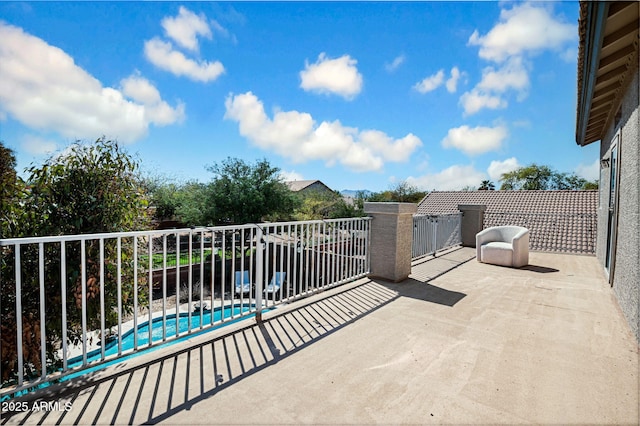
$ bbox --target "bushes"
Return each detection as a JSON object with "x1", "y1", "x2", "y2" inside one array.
[{"x1": 0, "y1": 138, "x2": 150, "y2": 386}]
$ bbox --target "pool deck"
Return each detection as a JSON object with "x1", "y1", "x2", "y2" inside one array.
[{"x1": 2, "y1": 247, "x2": 638, "y2": 425}]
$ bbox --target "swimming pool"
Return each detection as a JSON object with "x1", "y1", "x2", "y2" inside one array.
[
  {"x1": 0, "y1": 304, "x2": 261, "y2": 401},
  {"x1": 68, "y1": 304, "x2": 258, "y2": 367}
]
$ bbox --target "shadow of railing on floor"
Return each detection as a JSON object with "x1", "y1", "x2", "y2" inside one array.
[{"x1": 2, "y1": 280, "x2": 398, "y2": 425}]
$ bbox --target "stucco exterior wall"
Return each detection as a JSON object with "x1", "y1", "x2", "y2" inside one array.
[{"x1": 598, "y1": 66, "x2": 639, "y2": 342}]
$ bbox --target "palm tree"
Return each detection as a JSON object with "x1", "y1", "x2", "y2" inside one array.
[{"x1": 478, "y1": 180, "x2": 495, "y2": 190}]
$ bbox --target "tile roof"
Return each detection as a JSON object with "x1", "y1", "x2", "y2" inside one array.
[
  {"x1": 417, "y1": 190, "x2": 598, "y2": 216},
  {"x1": 285, "y1": 180, "x2": 332, "y2": 192},
  {"x1": 417, "y1": 190, "x2": 599, "y2": 254}
]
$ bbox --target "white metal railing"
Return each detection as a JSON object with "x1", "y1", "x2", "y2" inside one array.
[
  {"x1": 0, "y1": 217, "x2": 371, "y2": 398},
  {"x1": 483, "y1": 212, "x2": 597, "y2": 254},
  {"x1": 412, "y1": 214, "x2": 462, "y2": 260}
]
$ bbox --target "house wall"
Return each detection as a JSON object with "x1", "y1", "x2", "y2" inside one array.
[
  {"x1": 302, "y1": 181, "x2": 333, "y2": 194},
  {"x1": 598, "y1": 66, "x2": 639, "y2": 342}
]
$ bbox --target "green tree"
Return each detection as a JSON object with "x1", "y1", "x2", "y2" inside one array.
[
  {"x1": 174, "y1": 181, "x2": 210, "y2": 226},
  {"x1": 368, "y1": 181, "x2": 426, "y2": 203},
  {"x1": 0, "y1": 141, "x2": 23, "y2": 238},
  {"x1": 500, "y1": 164, "x2": 597, "y2": 190},
  {"x1": 293, "y1": 190, "x2": 363, "y2": 220},
  {"x1": 500, "y1": 164, "x2": 554, "y2": 190},
  {"x1": 204, "y1": 157, "x2": 298, "y2": 225},
  {"x1": 478, "y1": 180, "x2": 495, "y2": 190},
  {"x1": 145, "y1": 177, "x2": 209, "y2": 226},
  {"x1": 1, "y1": 138, "x2": 151, "y2": 384},
  {"x1": 24, "y1": 138, "x2": 150, "y2": 235},
  {"x1": 145, "y1": 176, "x2": 181, "y2": 221}
]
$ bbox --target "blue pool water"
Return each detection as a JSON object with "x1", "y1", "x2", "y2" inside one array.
[
  {"x1": 1, "y1": 304, "x2": 263, "y2": 401},
  {"x1": 68, "y1": 304, "x2": 257, "y2": 367}
]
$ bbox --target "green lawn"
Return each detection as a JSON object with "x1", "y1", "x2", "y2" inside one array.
[
  {"x1": 139, "y1": 249, "x2": 213, "y2": 269},
  {"x1": 141, "y1": 248, "x2": 254, "y2": 269}
]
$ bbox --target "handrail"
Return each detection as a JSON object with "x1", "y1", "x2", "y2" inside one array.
[
  {"x1": 0, "y1": 217, "x2": 371, "y2": 398},
  {"x1": 412, "y1": 213, "x2": 462, "y2": 260}
]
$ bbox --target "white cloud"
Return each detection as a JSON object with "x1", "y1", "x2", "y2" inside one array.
[
  {"x1": 224, "y1": 91, "x2": 422, "y2": 173},
  {"x1": 414, "y1": 69, "x2": 444, "y2": 94},
  {"x1": 460, "y1": 57, "x2": 529, "y2": 115},
  {"x1": 462, "y1": 3, "x2": 574, "y2": 115},
  {"x1": 359, "y1": 129, "x2": 424, "y2": 163},
  {"x1": 416, "y1": 67, "x2": 463, "y2": 94},
  {"x1": 145, "y1": 7, "x2": 227, "y2": 82},
  {"x1": 477, "y1": 57, "x2": 529, "y2": 96},
  {"x1": 144, "y1": 38, "x2": 224, "y2": 82},
  {"x1": 407, "y1": 165, "x2": 487, "y2": 191},
  {"x1": 161, "y1": 6, "x2": 212, "y2": 52},
  {"x1": 460, "y1": 89, "x2": 506, "y2": 115},
  {"x1": 22, "y1": 134, "x2": 57, "y2": 155},
  {"x1": 487, "y1": 157, "x2": 520, "y2": 181},
  {"x1": 441, "y1": 125, "x2": 508, "y2": 156},
  {"x1": 0, "y1": 22, "x2": 184, "y2": 143},
  {"x1": 120, "y1": 74, "x2": 186, "y2": 125},
  {"x1": 279, "y1": 170, "x2": 305, "y2": 182},
  {"x1": 445, "y1": 67, "x2": 462, "y2": 93},
  {"x1": 385, "y1": 55, "x2": 405, "y2": 73},
  {"x1": 467, "y1": 3, "x2": 576, "y2": 63},
  {"x1": 575, "y1": 159, "x2": 599, "y2": 182},
  {"x1": 300, "y1": 53, "x2": 363, "y2": 99},
  {"x1": 121, "y1": 74, "x2": 162, "y2": 105}
]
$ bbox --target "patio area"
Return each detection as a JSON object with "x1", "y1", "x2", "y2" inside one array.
[{"x1": 2, "y1": 247, "x2": 638, "y2": 425}]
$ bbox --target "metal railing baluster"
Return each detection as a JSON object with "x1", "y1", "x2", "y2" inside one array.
[
  {"x1": 0, "y1": 218, "x2": 372, "y2": 396},
  {"x1": 117, "y1": 237, "x2": 123, "y2": 356},
  {"x1": 38, "y1": 243, "x2": 46, "y2": 379},
  {"x1": 100, "y1": 238, "x2": 105, "y2": 360}
]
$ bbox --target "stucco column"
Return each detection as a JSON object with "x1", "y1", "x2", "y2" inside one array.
[
  {"x1": 364, "y1": 202, "x2": 417, "y2": 282},
  {"x1": 458, "y1": 204, "x2": 487, "y2": 247}
]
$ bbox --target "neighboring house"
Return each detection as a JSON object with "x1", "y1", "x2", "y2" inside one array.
[
  {"x1": 285, "y1": 180, "x2": 334, "y2": 196},
  {"x1": 417, "y1": 190, "x2": 598, "y2": 254},
  {"x1": 575, "y1": 1, "x2": 639, "y2": 342}
]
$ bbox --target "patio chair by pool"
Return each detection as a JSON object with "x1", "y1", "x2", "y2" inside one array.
[
  {"x1": 235, "y1": 270, "x2": 253, "y2": 295},
  {"x1": 264, "y1": 272, "x2": 286, "y2": 296},
  {"x1": 476, "y1": 226, "x2": 529, "y2": 268}
]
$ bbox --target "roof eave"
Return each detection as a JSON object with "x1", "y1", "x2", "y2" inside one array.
[{"x1": 576, "y1": 2, "x2": 609, "y2": 147}]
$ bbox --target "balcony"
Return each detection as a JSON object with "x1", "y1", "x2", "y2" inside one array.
[{"x1": 2, "y1": 245, "x2": 637, "y2": 424}]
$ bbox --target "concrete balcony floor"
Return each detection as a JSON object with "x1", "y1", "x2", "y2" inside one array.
[{"x1": 3, "y1": 247, "x2": 638, "y2": 425}]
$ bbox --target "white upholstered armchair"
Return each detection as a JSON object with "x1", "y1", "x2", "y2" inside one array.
[{"x1": 476, "y1": 226, "x2": 529, "y2": 268}]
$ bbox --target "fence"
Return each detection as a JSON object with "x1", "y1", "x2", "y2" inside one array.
[
  {"x1": 0, "y1": 217, "x2": 370, "y2": 398},
  {"x1": 412, "y1": 214, "x2": 462, "y2": 259},
  {"x1": 483, "y1": 212, "x2": 597, "y2": 254}
]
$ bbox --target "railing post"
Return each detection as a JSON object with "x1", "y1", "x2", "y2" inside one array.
[
  {"x1": 432, "y1": 216, "x2": 438, "y2": 254},
  {"x1": 364, "y1": 202, "x2": 417, "y2": 282},
  {"x1": 255, "y1": 225, "x2": 264, "y2": 322}
]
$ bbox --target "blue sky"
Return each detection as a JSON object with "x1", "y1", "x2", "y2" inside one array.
[{"x1": 0, "y1": 1, "x2": 599, "y2": 192}]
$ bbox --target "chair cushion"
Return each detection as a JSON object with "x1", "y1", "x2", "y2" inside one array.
[{"x1": 481, "y1": 242, "x2": 514, "y2": 267}]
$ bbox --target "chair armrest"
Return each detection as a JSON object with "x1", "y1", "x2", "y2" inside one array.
[
  {"x1": 511, "y1": 228, "x2": 530, "y2": 267},
  {"x1": 511, "y1": 228, "x2": 529, "y2": 247},
  {"x1": 476, "y1": 228, "x2": 500, "y2": 245},
  {"x1": 476, "y1": 228, "x2": 499, "y2": 260}
]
